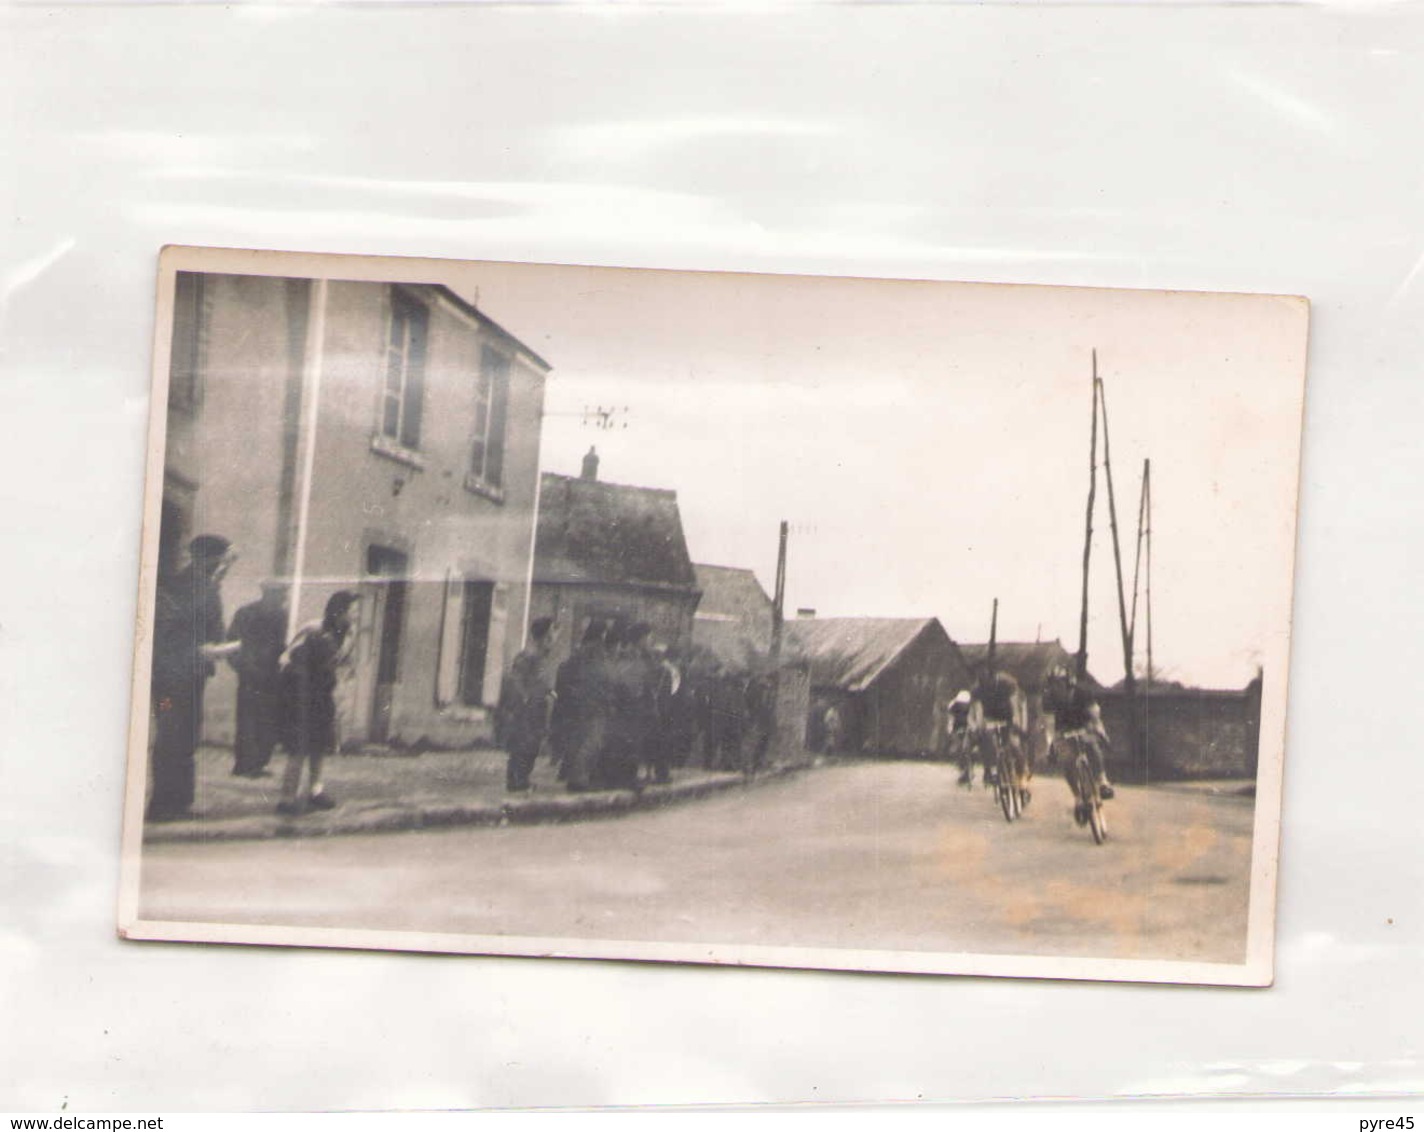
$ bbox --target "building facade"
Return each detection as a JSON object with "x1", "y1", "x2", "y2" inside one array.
[
  {"x1": 691, "y1": 563, "x2": 775, "y2": 670},
  {"x1": 159, "y1": 271, "x2": 550, "y2": 749}
]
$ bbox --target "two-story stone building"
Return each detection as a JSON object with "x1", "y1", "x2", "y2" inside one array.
[{"x1": 158, "y1": 268, "x2": 550, "y2": 749}]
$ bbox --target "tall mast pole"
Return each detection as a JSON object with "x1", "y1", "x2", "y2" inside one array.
[
  {"x1": 1097, "y1": 373, "x2": 1135, "y2": 690},
  {"x1": 1076, "y1": 351, "x2": 1100, "y2": 680},
  {"x1": 1129, "y1": 458, "x2": 1149, "y2": 657}
]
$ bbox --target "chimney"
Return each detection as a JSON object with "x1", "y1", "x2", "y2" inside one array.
[
  {"x1": 796, "y1": 608, "x2": 816, "y2": 619},
  {"x1": 580, "y1": 446, "x2": 600, "y2": 481}
]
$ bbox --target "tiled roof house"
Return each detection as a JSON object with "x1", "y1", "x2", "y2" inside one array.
[{"x1": 528, "y1": 454, "x2": 702, "y2": 661}]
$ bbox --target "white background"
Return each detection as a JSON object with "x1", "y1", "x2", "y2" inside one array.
[{"x1": 1, "y1": 0, "x2": 1420, "y2": 1113}]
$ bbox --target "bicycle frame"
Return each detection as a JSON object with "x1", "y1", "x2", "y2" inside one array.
[
  {"x1": 1060, "y1": 731, "x2": 1107, "y2": 844},
  {"x1": 986, "y1": 724, "x2": 1024, "y2": 822}
]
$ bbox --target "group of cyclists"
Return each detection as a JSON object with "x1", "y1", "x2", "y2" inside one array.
[{"x1": 942, "y1": 662, "x2": 1115, "y2": 831}]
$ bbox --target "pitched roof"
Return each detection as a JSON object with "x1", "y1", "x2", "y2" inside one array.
[
  {"x1": 958, "y1": 640, "x2": 1102, "y2": 692},
  {"x1": 426, "y1": 284, "x2": 553, "y2": 373},
  {"x1": 783, "y1": 617, "x2": 950, "y2": 693},
  {"x1": 692, "y1": 564, "x2": 774, "y2": 667},
  {"x1": 694, "y1": 564, "x2": 772, "y2": 620},
  {"x1": 533, "y1": 472, "x2": 699, "y2": 591}
]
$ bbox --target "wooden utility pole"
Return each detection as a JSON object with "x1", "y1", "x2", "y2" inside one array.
[
  {"x1": 1130, "y1": 459, "x2": 1155, "y2": 781},
  {"x1": 1129, "y1": 458, "x2": 1148, "y2": 666},
  {"x1": 771, "y1": 519, "x2": 789, "y2": 660},
  {"x1": 1144, "y1": 463, "x2": 1154, "y2": 688},
  {"x1": 1097, "y1": 374, "x2": 1135, "y2": 693},
  {"x1": 1076, "y1": 351, "x2": 1100, "y2": 680},
  {"x1": 988, "y1": 597, "x2": 999, "y2": 668}
]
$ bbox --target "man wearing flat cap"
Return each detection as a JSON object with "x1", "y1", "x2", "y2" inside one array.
[
  {"x1": 495, "y1": 616, "x2": 560, "y2": 793},
  {"x1": 228, "y1": 580, "x2": 289, "y2": 778},
  {"x1": 147, "y1": 533, "x2": 239, "y2": 821}
]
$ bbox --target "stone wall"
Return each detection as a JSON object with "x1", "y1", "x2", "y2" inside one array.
[{"x1": 1099, "y1": 681, "x2": 1263, "y2": 781}]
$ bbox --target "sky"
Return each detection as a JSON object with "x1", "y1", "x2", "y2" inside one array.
[
  {"x1": 0, "y1": 5, "x2": 1332, "y2": 695},
  {"x1": 445, "y1": 261, "x2": 1308, "y2": 690}
]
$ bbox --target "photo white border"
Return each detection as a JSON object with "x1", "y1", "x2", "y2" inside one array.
[{"x1": 117, "y1": 244, "x2": 1302, "y2": 991}]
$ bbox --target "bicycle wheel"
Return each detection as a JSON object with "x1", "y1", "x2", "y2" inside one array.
[
  {"x1": 997, "y1": 740, "x2": 1019, "y2": 822},
  {"x1": 1073, "y1": 751, "x2": 1107, "y2": 844},
  {"x1": 1087, "y1": 787, "x2": 1107, "y2": 844}
]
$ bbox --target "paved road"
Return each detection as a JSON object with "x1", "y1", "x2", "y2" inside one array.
[{"x1": 138, "y1": 761, "x2": 1255, "y2": 965}]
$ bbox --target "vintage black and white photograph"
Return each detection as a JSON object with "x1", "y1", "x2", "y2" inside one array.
[{"x1": 118, "y1": 247, "x2": 1306, "y2": 985}]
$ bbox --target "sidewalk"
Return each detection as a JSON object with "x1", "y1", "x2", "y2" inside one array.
[
  {"x1": 142, "y1": 745, "x2": 810, "y2": 844},
  {"x1": 1144, "y1": 778, "x2": 1257, "y2": 798}
]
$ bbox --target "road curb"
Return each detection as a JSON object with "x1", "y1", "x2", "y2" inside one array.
[{"x1": 143, "y1": 762, "x2": 812, "y2": 845}]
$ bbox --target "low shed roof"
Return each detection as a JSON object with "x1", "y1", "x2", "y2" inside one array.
[{"x1": 785, "y1": 617, "x2": 956, "y2": 693}]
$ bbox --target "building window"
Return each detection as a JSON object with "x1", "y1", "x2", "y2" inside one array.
[
  {"x1": 458, "y1": 581, "x2": 495, "y2": 706},
  {"x1": 467, "y1": 345, "x2": 510, "y2": 497},
  {"x1": 169, "y1": 272, "x2": 205, "y2": 412},
  {"x1": 381, "y1": 289, "x2": 428, "y2": 451}
]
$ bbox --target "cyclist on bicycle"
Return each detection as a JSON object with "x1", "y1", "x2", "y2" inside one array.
[
  {"x1": 1045, "y1": 664, "x2": 1115, "y2": 800},
  {"x1": 944, "y1": 689, "x2": 976, "y2": 785},
  {"x1": 973, "y1": 667, "x2": 1029, "y2": 796}
]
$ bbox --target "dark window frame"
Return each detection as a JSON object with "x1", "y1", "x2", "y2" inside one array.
[
  {"x1": 379, "y1": 288, "x2": 429, "y2": 453},
  {"x1": 466, "y1": 344, "x2": 510, "y2": 501}
]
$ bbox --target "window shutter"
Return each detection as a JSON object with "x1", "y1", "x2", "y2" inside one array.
[
  {"x1": 470, "y1": 390, "x2": 488, "y2": 478},
  {"x1": 383, "y1": 301, "x2": 407, "y2": 439},
  {"x1": 435, "y1": 571, "x2": 463, "y2": 707},
  {"x1": 401, "y1": 304, "x2": 428, "y2": 449},
  {"x1": 487, "y1": 360, "x2": 508, "y2": 489},
  {"x1": 480, "y1": 584, "x2": 510, "y2": 707}
]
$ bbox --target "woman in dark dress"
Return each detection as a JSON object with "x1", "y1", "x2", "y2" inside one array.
[{"x1": 276, "y1": 590, "x2": 359, "y2": 816}]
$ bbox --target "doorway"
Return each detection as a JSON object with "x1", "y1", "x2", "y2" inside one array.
[
  {"x1": 458, "y1": 580, "x2": 495, "y2": 707},
  {"x1": 365, "y1": 545, "x2": 409, "y2": 744}
]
